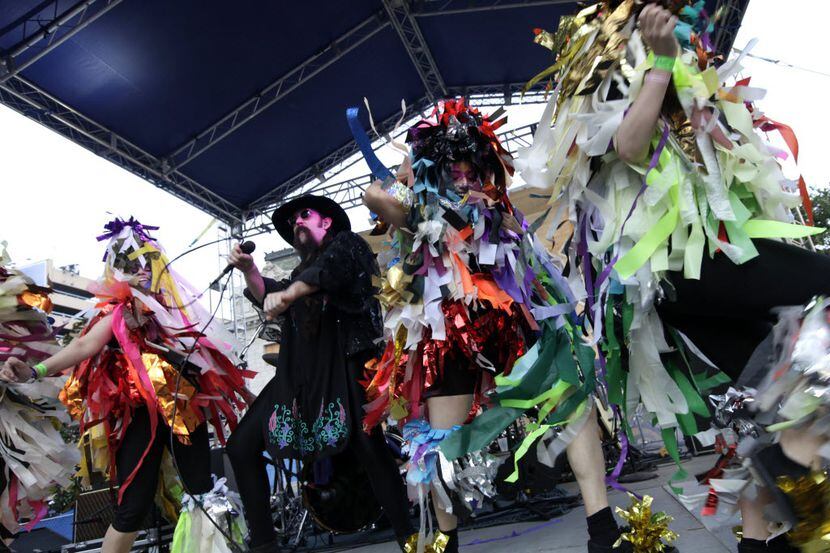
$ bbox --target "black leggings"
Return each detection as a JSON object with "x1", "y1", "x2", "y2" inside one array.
[
  {"x1": 227, "y1": 394, "x2": 413, "y2": 547},
  {"x1": 657, "y1": 239, "x2": 830, "y2": 380},
  {"x1": 112, "y1": 408, "x2": 212, "y2": 532}
]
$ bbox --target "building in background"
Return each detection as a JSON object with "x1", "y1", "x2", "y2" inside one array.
[
  {"x1": 227, "y1": 248, "x2": 297, "y2": 395},
  {"x1": 19, "y1": 260, "x2": 96, "y2": 338}
]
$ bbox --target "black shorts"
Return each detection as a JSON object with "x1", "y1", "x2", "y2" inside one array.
[
  {"x1": 423, "y1": 360, "x2": 478, "y2": 398},
  {"x1": 112, "y1": 408, "x2": 212, "y2": 532}
]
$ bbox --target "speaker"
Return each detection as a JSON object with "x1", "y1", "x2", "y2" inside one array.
[{"x1": 72, "y1": 487, "x2": 155, "y2": 543}]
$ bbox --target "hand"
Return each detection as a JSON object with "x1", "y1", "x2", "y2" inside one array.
[
  {"x1": 364, "y1": 179, "x2": 387, "y2": 209},
  {"x1": 639, "y1": 4, "x2": 679, "y2": 58},
  {"x1": 0, "y1": 357, "x2": 32, "y2": 383},
  {"x1": 228, "y1": 243, "x2": 255, "y2": 274},
  {"x1": 263, "y1": 291, "x2": 292, "y2": 320}
]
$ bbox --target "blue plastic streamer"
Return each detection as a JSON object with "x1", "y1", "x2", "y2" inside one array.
[{"x1": 346, "y1": 106, "x2": 394, "y2": 181}]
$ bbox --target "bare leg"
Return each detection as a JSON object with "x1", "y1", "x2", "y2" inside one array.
[
  {"x1": 779, "y1": 427, "x2": 824, "y2": 470},
  {"x1": 102, "y1": 526, "x2": 138, "y2": 553},
  {"x1": 738, "y1": 427, "x2": 824, "y2": 545},
  {"x1": 739, "y1": 488, "x2": 772, "y2": 542},
  {"x1": 426, "y1": 394, "x2": 474, "y2": 532},
  {"x1": 566, "y1": 405, "x2": 609, "y2": 516}
]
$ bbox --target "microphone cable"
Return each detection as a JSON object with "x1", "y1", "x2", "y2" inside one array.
[{"x1": 167, "y1": 270, "x2": 248, "y2": 552}]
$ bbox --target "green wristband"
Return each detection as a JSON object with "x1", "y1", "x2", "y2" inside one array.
[
  {"x1": 34, "y1": 362, "x2": 48, "y2": 379},
  {"x1": 653, "y1": 55, "x2": 676, "y2": 73}
]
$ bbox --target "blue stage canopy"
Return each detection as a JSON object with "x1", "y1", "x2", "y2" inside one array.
[{"x1": 0, "y1": 0, "x2": 746, "y2": 225}]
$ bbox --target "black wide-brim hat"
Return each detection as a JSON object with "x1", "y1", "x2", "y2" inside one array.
[{"x1": 272, "y1": 194, "x2": 351, "y2": 244}]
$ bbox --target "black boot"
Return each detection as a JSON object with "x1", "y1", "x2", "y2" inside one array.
[
  {"x1": 587, "y1": 507, "x2": 625, "y2": 551},
  {"x1": 586, "y1": 508, "x2": 678, "y2": 552},
  {"x1": 767, "y1": 534, "x2": 799, "y2": 553},
  {"x1": 588, "y1": 539, "x2": 633, "y2": 552},
  {"x1": 246, "y1": 541, "x2": 281, "y2": 553},
  {"x1": 737, "y1": 538, "x2": 768, "y2": 552},
  {"x1": 442, "y1": 529, "x2": 459, "y2": 553}
]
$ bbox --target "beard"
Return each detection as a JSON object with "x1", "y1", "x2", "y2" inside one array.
[{"x1": 293, "y1": 227, "x2": 321, "y2": 259}]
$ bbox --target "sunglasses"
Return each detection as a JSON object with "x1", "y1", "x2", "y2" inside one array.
[{"x1": 290, "y1": 208, "x2": 313, "y2": 226}]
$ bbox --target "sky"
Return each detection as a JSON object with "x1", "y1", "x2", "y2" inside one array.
[
  {"x1": 0, "y1": 0, "x2": 828, "y2": 302},
  {"x1": 730, "y1": 0, "x2": 830, "y2": 189}
]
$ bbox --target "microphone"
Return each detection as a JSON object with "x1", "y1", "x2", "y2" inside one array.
[{"x1": 210, "y1": 241, "x2": 255, "y2": 289}]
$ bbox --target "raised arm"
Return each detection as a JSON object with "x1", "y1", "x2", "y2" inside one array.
[
  {"x1": 1, "y1": 313, "x2": 114, "y2": 382},
  {"x1": 614, "y1": 4, "x2": 679, "y2": 164},
  {"x1": 229, "y1": 242, "x2": 267, "y2": 303},
  {"x1": 364, "y1": 179, "x2": 408, "y2": 229}
]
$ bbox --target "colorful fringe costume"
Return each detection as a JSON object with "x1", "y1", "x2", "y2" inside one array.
[
  {"x1": 0, "y1": 242, "x2": 78, "y2": 538},
  {"x1": 355, "y1": 100, "x2": 596, "y2": 521},
  {"x1": 679, "y1": 298, "x2": 830, "y2": 547},
  {"x1": 518, "y1": 0, "x2": 824, "y2": 475},
  {"x1": 58, "y1": 218, "x2": 251, "y2": 551}
]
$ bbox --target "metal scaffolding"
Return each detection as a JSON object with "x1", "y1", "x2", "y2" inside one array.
[
  {"x1": 162, "y1": 12, "x2": 391, "y2": 172},
  {"x1": 159, "y1": 0, "x2": 567, "y2": 178},
  {"x1": 248, "y1": 84, "x2": 548, "y2": 216},
  {"x1": 712, "y1": 0, "x2": 751, "y2": 57},
  {"x1": 248, "y1": 94, "x2": 436, "y2": 216},
  {"x1": 236, "y1": 121, "x2": 540, "y2": 238},
  {"x1": 0, "y1": 75, "x2": 242, "y2": 223},
  {"x1": 0, "y1": 0, "x2": 124, "y2": 83},
  {"x1": 0, "y1": 0, "x2": 747, "y2": 230},
  {"x1": 383, "y1": 0, "x2": 447, "y2": 102},
  {"x1": 414, "y1": 0, "x2": 578, "y2": 17}
]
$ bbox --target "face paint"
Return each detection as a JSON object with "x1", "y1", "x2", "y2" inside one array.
[
  {"x1": 291, "y1": 208, "x2": 331, "y2": 246},
  {"x1": 449, "y1": 160, "x2": 480, "y2": 193}
]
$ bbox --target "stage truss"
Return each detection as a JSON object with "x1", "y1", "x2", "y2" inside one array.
[{"x1": 0, "y1": 0, "x2": 747, "y2": 228}]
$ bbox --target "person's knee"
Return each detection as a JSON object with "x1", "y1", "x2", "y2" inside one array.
[
  {"x1": 111, "y1": 499, "x2": 152, "y2": 533},
  {"x1": 426, "y1": 394, "x2": 473, "y2": 429}
]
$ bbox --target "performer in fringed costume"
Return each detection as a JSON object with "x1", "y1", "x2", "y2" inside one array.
[
  {"x1": 359, "y1": 99, "x2": 677, "y2": 553},
  {"x1": 745, "y1": 298, "x2": 830, "y2": 552},
  {"x1": 517, "y1": 1, "x2": 830, "y2": 550},
  {"x1": 695, "y1": 297, "x2": 830, "y2": 553},
  {"x1": 1, "y1": 219, "x2": 252, "y2": 553},
  {"x1": 0, "y1": 241, "x2": 78, "y2": 548}
]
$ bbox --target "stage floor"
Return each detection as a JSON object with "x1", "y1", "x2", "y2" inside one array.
[{"x1": 358, "y1": 453, "x2": 737, "y2": 553}]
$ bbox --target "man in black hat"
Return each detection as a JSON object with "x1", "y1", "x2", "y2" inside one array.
[{"x1": 225, "y1": 195, "x2": 414, "y2": 552}]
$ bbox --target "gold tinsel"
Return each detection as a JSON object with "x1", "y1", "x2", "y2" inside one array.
[
  {"x1": 526, "y1": 0, "x2": 635, "y2": 103},
  {"x1": 377, "y1": 265, "x2": 414, "y2": 308},
  {"x1": 403, "y1": 531, "x2": 451, "y2": 553},
  {"x1": 19, "y1": 290, "x2": 52, "y2": 313},
  {"x1": 777, "y1": 471, "x2": 830, "y2": 552},
  {"x1": 615, "y1": 494, "x2": 679, "y2": 552}
]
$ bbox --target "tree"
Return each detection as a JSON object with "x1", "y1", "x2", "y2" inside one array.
[
  {"x1": 46, "y1": 319, "x2": 86, "y2": 515},
  {"x1": 48, "y1": 424, "x2": 81, "y2": 515},
  {"x1": 809, "y1": 186, "x2": 830, "y2": 253}
]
